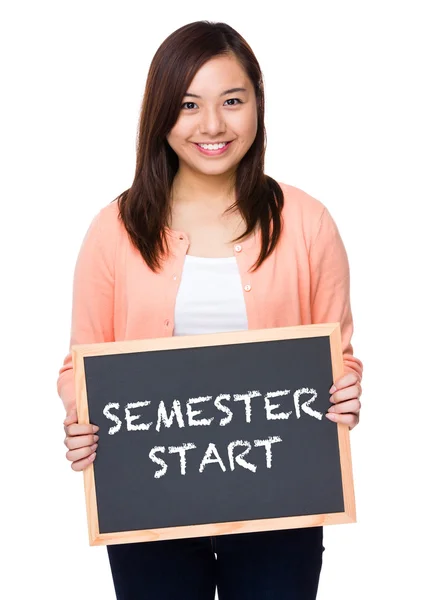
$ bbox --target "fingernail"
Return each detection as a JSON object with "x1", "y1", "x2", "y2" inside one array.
[
  {"x1": 329, "y1": 385, "x2": 336, "y2": 394},
  {"x1": 89, "y1": 452, "x2": 96, "y2": 461},
  {"x1": 326, "y1": 412, "x2": 336, "y2": 421},
  {"x1": 92, "y1": 425, "x2": 99, "y2": 433},
  {"x1": 91, "y1": 443, "x2": 98, "y2": 451},
  {"x1": 94, "y1": 435, "x2": 99, "y2": 442},
  {"x1": 328, "y1": 406, "x2": 335, "y2": 413}
]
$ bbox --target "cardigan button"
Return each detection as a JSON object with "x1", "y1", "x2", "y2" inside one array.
[{"x1": 244, "y1": 284, "x2": 251, "y2": 292}]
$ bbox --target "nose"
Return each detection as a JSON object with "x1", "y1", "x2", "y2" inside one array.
[{"x1": 198, "y1": 105, "x2": 226, "y2": 137}]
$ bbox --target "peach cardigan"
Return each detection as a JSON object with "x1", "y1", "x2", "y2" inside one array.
[{"x1": 57, "y1": 182, "x2": 363, "y2": 412}]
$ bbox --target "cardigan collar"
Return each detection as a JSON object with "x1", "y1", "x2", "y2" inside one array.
[{"x1": 165, "y1": 225, "x2": 260, "y2": 254}]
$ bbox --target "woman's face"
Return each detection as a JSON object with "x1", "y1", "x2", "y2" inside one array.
[{"x1": 166, "y1": 53, "x2": 258, "y2": 178}]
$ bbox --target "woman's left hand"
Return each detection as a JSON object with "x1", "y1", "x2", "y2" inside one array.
[{"x1": 325, "y1": 372, "x2": 362, "y2": 430}]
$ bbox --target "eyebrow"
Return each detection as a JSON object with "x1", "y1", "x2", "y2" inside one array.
[{"x1": 183, "y1": 87, "x2": 247, "y2": 99}]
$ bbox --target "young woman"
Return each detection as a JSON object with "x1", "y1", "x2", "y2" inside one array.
[{"x1": 58, "y1": 20, "x2": 363, "y2": 600}]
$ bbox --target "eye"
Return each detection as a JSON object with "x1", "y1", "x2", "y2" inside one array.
[
  {"x1": 181, "y1": 101, "x2": 198, "y2": 110},
  {"x1": 224, "y1": 98, "x2": 243, "y2": 106},
  {"x1": 181, "y1": 98, "x2": 243, "y2": 110}
]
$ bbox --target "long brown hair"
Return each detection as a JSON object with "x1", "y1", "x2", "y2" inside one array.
[{"x1": 117, "y1": 20, "x2": 284, "y2": 271}]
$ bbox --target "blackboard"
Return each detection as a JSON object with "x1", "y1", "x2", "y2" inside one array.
[{"x1": 73, "y1": 324, "x2": 355, "y2": 546}]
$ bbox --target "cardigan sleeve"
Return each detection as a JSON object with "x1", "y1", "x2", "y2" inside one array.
[
  {"x1": 309, "y1": 206, "x2": 363, "y2": 382},
  {"x1": 57, "y1": 209, "x2": 115, "y2": 413}
]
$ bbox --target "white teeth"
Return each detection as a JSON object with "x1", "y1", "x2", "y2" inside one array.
[{"x1": 198, "y1": 142, "x2": 227, "y2": 150}]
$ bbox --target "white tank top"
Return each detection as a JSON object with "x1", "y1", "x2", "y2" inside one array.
[{"x1": 173, "y1": 255, "x2": 249, "y2": 336}]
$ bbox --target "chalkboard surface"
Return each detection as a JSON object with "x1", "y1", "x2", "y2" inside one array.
[{"x1": 73, "y1": 324, "x2": 355, "y2": 545}]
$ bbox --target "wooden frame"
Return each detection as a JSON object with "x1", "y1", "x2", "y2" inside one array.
[{"x1": 72, "y1": 322, "x2": 355, "y2": 546}]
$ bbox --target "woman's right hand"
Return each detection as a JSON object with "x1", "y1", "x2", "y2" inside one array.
[{"x1": 63, "y1": 408, "x2": 99, "y2": 471}]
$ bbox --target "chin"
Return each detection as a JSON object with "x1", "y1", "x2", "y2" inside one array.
[
  {"x1": 196, "y1": 167, "x2": 233, "y2": 177},
  {"x1": 193, "y1": 160, "x2": 239, "y2": 176}
]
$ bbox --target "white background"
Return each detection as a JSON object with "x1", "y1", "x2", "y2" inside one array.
[{"x1": 1, "y1": 1, "x2": 423, "y2": 598}]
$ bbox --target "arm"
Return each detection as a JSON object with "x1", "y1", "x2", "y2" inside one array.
[
  {"x1": 57, "y1": 209, "x2": 115, "y2": 414},
  {"x1": 309, "y1": 206, "x2": 363, "y2": 382}
]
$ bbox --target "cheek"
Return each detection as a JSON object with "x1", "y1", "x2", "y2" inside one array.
[
  {"x1": 233, "y1": 110, "x2": 258, "y2": 143},
  {"x1": 248, "y1": 117, "x2": 258, "y2": 141},
  {"x1": 167, "y1": 121, "x2": 185, "y2": 146},
  {"x1": 168, "y1": 123, "x2": 193, "y2": 154}
]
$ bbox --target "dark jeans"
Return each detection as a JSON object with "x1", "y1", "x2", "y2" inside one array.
[{"x1": 107, "y1": 526, "x2": 324, "y2": 599}]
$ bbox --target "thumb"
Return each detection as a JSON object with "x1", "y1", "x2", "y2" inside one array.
[{"x1": 64, "y1": 407, "x2": 78, "y2": 426}]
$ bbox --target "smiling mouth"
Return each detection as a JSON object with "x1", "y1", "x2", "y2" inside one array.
[
  {"x1": 192, "y1": 141, "x2": 234, "y2": 155},
  {"x1": 196, "y1": 141, "x2": 230, "y2": 148}
]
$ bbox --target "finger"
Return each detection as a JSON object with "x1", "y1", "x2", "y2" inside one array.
[
  {"x1": 330, "y1": 385, "x2": 361, "y2": 403},
  {"x1": 329, "y1": 372, "x2": 359, "y2": 394},
  {"x1": 328, "y1": 399, "x2": 361, "y2": 414},
  {"x1": 65, "y1": 423, "x2": 99, "y2": 437},
  {"x1": 64, "y1": 433, "x2": 99, "y2": 450},
  {"x1": 325, "y1": 412, "x2": 359, "y2": 429},
  {"x1": 66, "y1": 444, "x2": 98, "y2": 463},
  {"x1": 71, "y1": 452, "x2": 97, "y2": 472},
  {"x1": 63, "y1": 409, "x2": 78, "y2": 427}
]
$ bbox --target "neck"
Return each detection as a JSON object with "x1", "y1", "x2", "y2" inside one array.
[{"x1": 171, "y1": 166, "x2": 236, "y2": 209}]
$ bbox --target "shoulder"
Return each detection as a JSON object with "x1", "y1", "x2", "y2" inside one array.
[
  {"x1": 277, "y1": 181, "x2": 346, "y2": 253},
  {"x1": 78, "y1": 199, "x2": 126, "y2": 263},
  {"x1": 91, "y1": 198, "x2": 121, "y2": 232},
  {"x1": 277, "y1": 181, "x2": 326, "y2": 221},
  {"x1": 269, "y1": 180, "x2": 343, "y2": 250},
  {"x1": 86, "y1": 199, "x2": 127, "y2": 246},
  {"x1": 276, "y1": 181, "x2": 334, "y2": 243}
]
